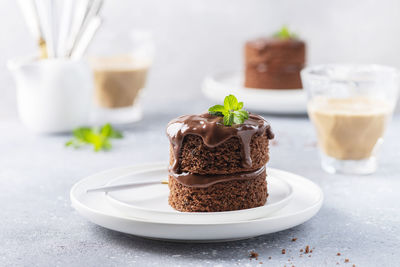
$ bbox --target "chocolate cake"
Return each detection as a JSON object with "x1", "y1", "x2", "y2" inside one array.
[
  {"x1": 244, "y1": 29, "x2": 306, "y2": 89},
  {"x1": 166, "y1": 112, "x2": 274, "y2": 212}
]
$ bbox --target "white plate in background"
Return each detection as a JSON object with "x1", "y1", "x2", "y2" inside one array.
[
  {"x1": 202, "y1": 71, "x2": 307, "y2": 114},
  {"x1": 70, "y1": 163, "x2": 323, "y2": 242}
]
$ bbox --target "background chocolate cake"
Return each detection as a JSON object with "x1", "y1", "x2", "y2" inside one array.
[
  {"x1": 166, "y1": 107, "x2": 274, "y2": 212},
  {"x1": 244, "y1": 27, "x2": 306, "y2": 89}
]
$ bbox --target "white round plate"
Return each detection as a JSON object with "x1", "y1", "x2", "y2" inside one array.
[
  {"x1": 106, "y1": 168, "x2": 293, "y2": 224},
  {"x1": 202, "y1": 71, "x2": 307, "y2": 114},
  {"x1": 70, "y1": 163, "x2": 323, "y2": 242}
]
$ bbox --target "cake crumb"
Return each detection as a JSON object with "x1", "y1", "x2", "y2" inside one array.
[
  {"x1": 282, "y1": 249, "x2": 286, "y2": 254},
  {"x1": 345, "y1": 259, "x2": 349, "y2": 263},
  {"x1": 300, "y1": 249, "x2": 304, "y2": 252},
  {"x1": 268, "y1": 256, "x2": 272, "y2": 260},
  {"x1": 259, "y1": 262, "x2": 263, "y2": 264},
  {"x1": 291, "y1": 238, "x2": 297, "y2": 242},
  {"x1": 305, "y1": 245, "x2": 310, "y2": 254},
  {"x1": 352, "y1": 265, "x2": 356, "y2": 267},
  {"x1": 250, "y1": 251, "x2": 259, "y2": 260},
  {"x1": 337, "y1": 253, "x2": 341, "y2": 256}
]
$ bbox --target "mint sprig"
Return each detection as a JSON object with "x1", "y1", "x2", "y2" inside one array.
[
  {"x1": 65, "y1": 123, "x2": 123, "y2": 152},
  {"x1": 208, "y1": 95, "x2": 249, "y2": 126},
  {"x1": 273, "y1": 25, "x2": 297, "y2": 39}
]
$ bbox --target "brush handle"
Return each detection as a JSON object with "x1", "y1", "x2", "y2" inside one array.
[
  {"x1": 35, "y1": 0, "x2": 55, "y2": 58},
  {"x1": 71, "y1": 16, "x2": 101, "y2": 59},
  {"x1": 57, "y1": 0, "x2": 75, "y2": 57},
  {"x1": 87, "y1": 180, "x2": 168, "y2": 193}
]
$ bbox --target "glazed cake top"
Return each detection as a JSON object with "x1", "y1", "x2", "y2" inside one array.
[
  {"x1": 246, "y1": 37, "x2": 305, "y2": 50},
  {"x1": 166, "y1": 112, "x2": 274, "y2": 172}
]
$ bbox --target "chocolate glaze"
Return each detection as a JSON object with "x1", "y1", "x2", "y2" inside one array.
[
  {"x1": 166, "y1": 112, "x2": 274, "y2": 173},
  {"x1": 247, "y1": 37, "x2": 305, "y2": 50},
  {"x1": 169, "y1": 166, "x2": 266, "y2": 188}
]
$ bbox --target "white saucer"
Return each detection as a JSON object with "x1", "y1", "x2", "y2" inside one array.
[
  {"x1": 202, "y1": 71, "x2": 307, "y2": 114},
  {"x1": 70, "y1": 163, "x2": 323, "y2": 242},
  {"x1": 106, "y1": 168, "x2": 293, "y2": 224}
]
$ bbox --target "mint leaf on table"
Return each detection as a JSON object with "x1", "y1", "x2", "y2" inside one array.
[
  {"x1": 208, "y1": 94, "x2": 249, "y2": 126},
  {"x1": 101, "y1": 123, "x2": 123, "y2": 139},
  {"x1": 273, "y1": 25, "x2": 297, "y2": 39},
  {"x1": 65, "y1": 123, "x2": 123, "y2": 152}
]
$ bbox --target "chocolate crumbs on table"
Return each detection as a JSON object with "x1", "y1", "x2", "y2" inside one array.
[
  {"x1": 337, "y1": 253, "x2": 341, "y2": 256},
  {"x1": 305, "y1": 245, "x2": 310, "y2": 254},
  {"x1": 291, "y1": 238, "x2": 297, "y2": 242},
  {"x1": 282, "y1": 249, "x2": 286, "y2": 254},
  {"x1": 250, "y1": 251, "x2": 259, "y2": 260},
  {"x1": 345, "y1": 259, "x2": 349, "y2": 263}
]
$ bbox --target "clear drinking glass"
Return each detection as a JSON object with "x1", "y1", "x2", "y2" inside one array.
[
  {"x1": 89, "y1": 30, "x2": 155, "y2": 124},
  {"x1": 301, "y1": 64, "x2": 400, "y2": 174}
]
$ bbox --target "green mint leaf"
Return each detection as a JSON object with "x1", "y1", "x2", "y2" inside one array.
[
  {"x1": 233, "y1": 114, "x2": 243, "y2": 124},
  {"x1": 223, "y1": 112, "x2": 234, "y2": 126},
  {"x1": 208, "y1": 94, "x2": 249, "y2": 126},
  {"x1": 235, "y1": 110, "x2": 249, "y2": 119},
  {"x1": 208, "y1": 104, "x2": 226, "y2": 116},
  {"x1": 65, "y1": 123, "x2": 123, "y2": 152},
  {"x1": 73, "y1": 127, "x2": 91, "y2": 141},
  {"x1": 101, "y1": 123, "x2": 123, "y2": 139},
  {"x1": 110, "y1": 130, "x2": 123, "y2": 139},
  {"x1": 233, "y1": 110, "x2": 249, "y2": 124},
  {"x1": 273, "y1": 25, "x2": 297, "y2": 39},
  {"x1": 101, "y1": 123, "x2": 112, "y2": 137},
  {"x1": 65, "y1": 140, "x2": 74, "y2": 147},
  {"x1": 224, "y1": 94, "x2": 238, "y2": 111}
]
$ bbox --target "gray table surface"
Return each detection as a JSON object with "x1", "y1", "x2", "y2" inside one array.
[{"x1": 1, "y1": 101, "x2": 399, "y2": 267}]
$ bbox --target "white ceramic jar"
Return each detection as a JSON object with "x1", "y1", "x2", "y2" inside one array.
[{"x1": 8, "y1": 58, "x2": 93, "y2": 134}]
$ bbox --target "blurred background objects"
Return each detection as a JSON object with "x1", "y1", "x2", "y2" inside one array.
[{"x1": 2, "y1": 0, "x2": 400, "y2": 117}]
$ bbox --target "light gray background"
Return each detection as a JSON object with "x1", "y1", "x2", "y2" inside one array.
[
  {"x1": 1, "y1": 1, "x2": 400, "y2": 266},
  {"x1": 2, "y1": 0, "x2": 400, "y2": 117}
]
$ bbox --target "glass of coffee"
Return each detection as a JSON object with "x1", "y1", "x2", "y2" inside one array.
[
  {"x1": 301, "y1": 64, "x2": 400, "y2": 174},
  {"x1": 89, "y1": 30, "x2": 154, "y2": 124}
]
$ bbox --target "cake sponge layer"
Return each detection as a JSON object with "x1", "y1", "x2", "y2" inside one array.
[
  {"x1": 168, "y1": 168, "x2": 267, "y2": 212},
  {"x1": 244, "y1": 64, "x2": 303, "y2": 89},
  {"x1": 170, "y1": 134, "x2": 270, "y2": 175}
]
